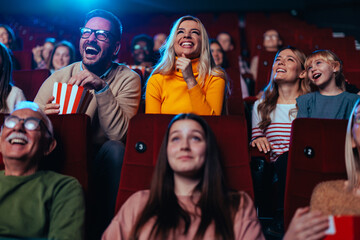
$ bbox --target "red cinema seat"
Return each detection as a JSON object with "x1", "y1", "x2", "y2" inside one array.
[
  {"x1": 13, "y1": 69, "x2": 50, "y2": 101},
  {"x1": 255, "y1": 51, "x2": 276, "y2": 94},
  {"x1": 115, "y1": 114, "x2": 253, "y2": 212},
  {"x1": 0, "y1": 113, "x2": 92, "y2": 191},
  {"x1": 13, "y1": 50, "x2": 33, "y2": 70},
  {"x1": 284, "y1": 118, "x2": 347, "y2": 230}
]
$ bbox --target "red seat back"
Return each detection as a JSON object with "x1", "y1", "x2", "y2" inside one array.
[
  {"x1": 115, "y1": 114, "x2": 253, "y2": 212},
  {"x1": 13, "y1": 50, "x2": 33, "y2": 70},
  {"x1": 13, "y1": 69, "x2": 50, "y2": 101},
  {"x1": 0, "y1": 113, "x2": 91, "y2": 190},
  {"x1": 255, "y1": 51, "x2": 276, "y2": 94},
  {"x1": 284, "y1": 118, "x2": 347, "y2": 229}
]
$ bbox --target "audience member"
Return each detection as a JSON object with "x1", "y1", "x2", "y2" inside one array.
[
  {"x1": 0, "y1": 24, "x2": 17, "y2": 50},
  {"x1": 0, "y1": 42, "x2": 25, "y2": 113},
  {"x1": 250, "y1": 29, "x2": 283, "y2": 81},
  {"x1": 310, "y1": 99, "x2": 360, "y2": 214},
  {"x1": 0, "y1": 101, "x2": 85, "y2": 239},
  {"x1": 153, "y1": 32, "x2": 167, "y2": 52},
  {"x1": 209, "y1": 39, "x2": 229, "y2": 69},
  {"x1": 145, "y1": 15, "x2": 226, "y2": 115},
  {"x1": 297, "y1": 50, "x2": 359, "y2": 119},
  {"x1": 217, "y1": 32, "x2": 234, "y2": 52},
  {"x1": 102, "y1": 113, "x2": 265, "y2": 240},
  {"x1": 0, "y1": 24, "x2": 20, "y2": 69},
  {"x1": 48, "y1": 40, "x2": 76, "y2": 73},
  {"x1": 153, "y1": 32, "x2": 167, "y2": 62},
  {"x1": 251, "y1": 46, "x2": 310, "y2": 236},
  {"x1": 215, "y1": 32, "x2": 252, "y2": 98},
  {"x1": 32, "y1": 37, "x2": 56, "y2": 69},
  {"x1": 127, "y1": 34, "x2": 154, "y2": 83},
  {"x1": 34, "y1": 9, "x2": 141, "y2": 239}
]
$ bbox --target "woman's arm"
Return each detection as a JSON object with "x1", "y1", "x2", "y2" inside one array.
[{"x1": 145, "y1": 74, "x2": 162, "y2": 114}]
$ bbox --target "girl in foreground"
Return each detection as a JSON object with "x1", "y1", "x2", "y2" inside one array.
[{"x1": 103, "y1": 113, "x2": 264, "y2": 239}]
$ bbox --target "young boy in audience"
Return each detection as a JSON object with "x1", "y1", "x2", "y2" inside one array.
[{"x1": 297, "y1": 50, "x2": 360, "y2": 119}]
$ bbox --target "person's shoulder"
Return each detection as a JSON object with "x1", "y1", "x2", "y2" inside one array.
[
  {"x1": 297, "y1": 92, "x2": 316, "y2": 101},
  {"x1": 40, "y1": 171, "x2": 82, "y2": 189},
  {"x1": 126, "y1": 190, "x2": 150, "y2": 203},
  {"x1": 50, "y1": 62, "x2": 81, "y2": 80},
  {"x1": 342, "y1": 91, "x2": 360, "y2": 100},
  {"x1": 113, "y1": 62, "x2": 140, "y2": 77},
  {"x1": 312, "y1": 180, "x2": 345, "y2": 197},
  {"x1": 10, "y1": 85, "x2": 23, "y2": 94}
]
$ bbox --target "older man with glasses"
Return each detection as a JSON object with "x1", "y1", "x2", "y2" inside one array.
[
  {"x1": 0, "y1": 101, "x2": 85, "y2": 239},
  {"x1": 34, "y1": 9, "x2": 141, "y2": 239}
]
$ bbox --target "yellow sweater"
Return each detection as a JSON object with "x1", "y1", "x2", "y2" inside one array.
[{"x1": 145, "y1": 59, "x2": 225, "y2": 116}]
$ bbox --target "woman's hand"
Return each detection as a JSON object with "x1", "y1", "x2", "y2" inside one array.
[
  {"x1": 251, "y1": 137, "x2": 271, "y2": 153},
  {"x1": 176, "y1": 54, "x2": 197, "y2": 89},
  {"x1": 283, "y1": 207, "x2": 329, "y2": 240}
]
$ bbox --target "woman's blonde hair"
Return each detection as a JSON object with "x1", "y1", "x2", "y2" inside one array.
[
  {"x1": 257, "y1": 46, "x2": 310, "y2": 130},
  {"x1": 150, "y1": 15, "x2": 225, "y2": 87},
  {"x1": 305, "y1": 50, "x2": 345, "y2": 91},
  {"x1": 345, "y1": 99, "x2": 360, "y2": 190}
]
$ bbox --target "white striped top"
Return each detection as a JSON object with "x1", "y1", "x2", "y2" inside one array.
[{"x1": 251, "y1": 100, "x2": 296, "y2": 162}]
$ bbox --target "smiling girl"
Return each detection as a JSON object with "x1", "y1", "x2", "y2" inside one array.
[
  {"x1": 145, "y1": 16, "x2": 226, "y2": 116},
  {"x1": 103, "y1": 113, "x2": 264, "y2": 240},
  {"x1": 296, "y1": 50, "x2": 359, "y2": 119}
]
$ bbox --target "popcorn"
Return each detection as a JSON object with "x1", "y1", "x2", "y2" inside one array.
[{"x1": 52, "y1": 82, "x2": 92, "y2": 114}]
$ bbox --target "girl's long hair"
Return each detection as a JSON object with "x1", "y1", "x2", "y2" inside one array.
[
  {"x1": 0, "y1": 42, "x2": 13, "y2": 112},
  {"x1": 130, "y1": 113, "x2": 240, "y2": 240},
  {"x1": 149, "y1": 15, "x2": 225, "y2": 87},
  {"x1": 345, "y1": 99, "x2": 360, "y2": 190},
  {"x1": 257, "y1": 46, "x2": 310, "y2": 130}
]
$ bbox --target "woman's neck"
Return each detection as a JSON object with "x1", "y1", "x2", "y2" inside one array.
[
  {"x1": 173, "y1": 174, "x2": 201, "y2": 196},
  {"x1": 277, "y1": 81, "x2": 300, "y2": 104}
]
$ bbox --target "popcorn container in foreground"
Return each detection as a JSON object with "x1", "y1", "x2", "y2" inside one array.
[{"x1": 52, "y1": 82, "x2": 92, "y2": 114}]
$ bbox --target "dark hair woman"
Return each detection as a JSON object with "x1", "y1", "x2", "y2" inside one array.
[
  {"x1": 103, "y1": 113, "x2": 264, "y2": 240},
  {"x1": 0, "y1": 42, "x2": 25, "y2": 113}
]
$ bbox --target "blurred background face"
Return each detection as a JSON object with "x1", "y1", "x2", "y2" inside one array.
[
  {"x1": 132, "y1": 40, "x2": 150, "y2": 64},
  {"x1": 52, "y1": 46, "x2": 71, "y2": 70},
  {"x1": 0, "y1": 27, "x2": 10, "y2": 48},
  {"x1": 42, "y1": 42, "x2": 55, "y2": 63},
  {"x1": 153, "y1": 33, "x2": 166, "y2": 52},
  {"x1": 217, "y1": 33, "x2": 233, "y2": 52},
  {"x1": 263, "y1": 29, "x2": 282, "y2": 52},
  {"x1": 210, "y1": 42, "x2": 223, "y2": 66}
]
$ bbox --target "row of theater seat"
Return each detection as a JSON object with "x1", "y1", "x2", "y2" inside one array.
[{"x1": 0, "y1": 113, "x2": 348, "y2": 230}]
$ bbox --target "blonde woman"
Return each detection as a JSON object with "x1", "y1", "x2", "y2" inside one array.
[{"x1": 145, "y1": 15, "x2": 226, "y2": 116}]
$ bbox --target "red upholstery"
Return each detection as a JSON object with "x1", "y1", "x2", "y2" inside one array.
[
  {"x1": 255, "y1": 51, "x2": 276, "y2": 94},
  {"x1": 0, "y1": 113, "x2": 91, "y2": 190},
  {"x1": 13, "y1": 50, "x2": 33, "y2": 70},
  {"x1": 115, "y1": 114, "x2": 253, "y2": 212},
  {"x1": 284, "y1": 118, "x2": 347, "y2": 229},
  {"x1": 13, "y1": 69, "x2": 50, "y2": 101}
]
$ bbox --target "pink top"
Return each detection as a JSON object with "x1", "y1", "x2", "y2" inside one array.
[{"x1": 102, "y1": 190, "x2": 265, "y2": 240}]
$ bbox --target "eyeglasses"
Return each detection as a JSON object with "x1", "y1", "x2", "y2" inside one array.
[
  {"x1": 4, "y1": 115, "x2": 52, "y2": 137},
  {"x1": 80, "y1": 27, "x2": 113, "y2": 42},
  {"x1": 264, "y1": 35, "x2": 279, "y2": 40},
  {"x1": 133, "y1": 45, "x2": 148, "y2": 51}
]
